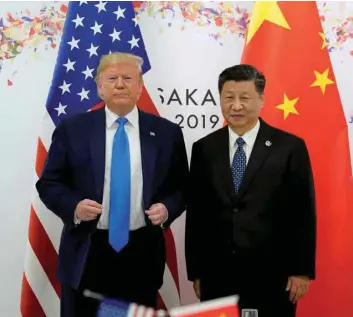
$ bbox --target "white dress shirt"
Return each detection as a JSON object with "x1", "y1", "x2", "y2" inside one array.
[
  {"x1": 97, "y1": 105, "x2": 145, "y2": 231},
  {"x1": 229, "y1": 120, "x2": 260, "y2": 165}
]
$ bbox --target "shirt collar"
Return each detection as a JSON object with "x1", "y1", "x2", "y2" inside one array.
[
  {"x1": 105, "y1": 105, "x2": 139, "y2": 129},
  {"x1": 229, "y1": 119, "x2": 260, "y2": 149}
]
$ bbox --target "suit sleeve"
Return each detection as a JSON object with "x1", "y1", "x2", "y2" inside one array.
[
  {"x1": 287, "y1": 138, "x2": 316, "y2": 279},
  {"x1": 185, "y1": 141, "x2": 207, "y2": 281},
  {"x1": 36, "y1": 120, "x2": 82, "y2": 226},
  {"x1": 159, "y1": 125, "x2": 189, "y2": 227}
]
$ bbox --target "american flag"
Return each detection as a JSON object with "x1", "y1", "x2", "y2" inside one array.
[
  {"x1": 97, "y1": 298, "x2": 167, "y2": 317},
  {"x1": 20, "y1": 2, "x2": 180, "y2": 316}
]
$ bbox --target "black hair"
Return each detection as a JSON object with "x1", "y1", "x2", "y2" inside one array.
[{"x1": 218, "y1": 64, "x2": 266, "y2": 95}]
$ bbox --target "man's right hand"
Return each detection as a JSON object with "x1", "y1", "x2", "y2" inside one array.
[
  {"x1": 75, "y1": 199, "x2": 103, "y2": 221},
  {"x1": 193, "y1": 279, "x2": 201, "y2": 299}
]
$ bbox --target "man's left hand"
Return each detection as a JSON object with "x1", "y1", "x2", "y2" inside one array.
[
  {"x1": 145, "y1": 203, "x2": 168, "y2": 225},
  {"x1": 286, "y1": 276, "x2": 310, "y2": 303}
]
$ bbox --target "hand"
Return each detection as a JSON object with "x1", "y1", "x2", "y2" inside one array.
[
  {"x1": 145, "y1": 203, "x2": 168, "y2": 225},
  {"x1": 193, "y1": 279, "x2": 201, "y2": 299},
  {"x1": 75, "y1": 199, "x2": 103, "y2": 221},
  {"x1": 286, "y1": 276, "x2": 310, "y2": 303}
]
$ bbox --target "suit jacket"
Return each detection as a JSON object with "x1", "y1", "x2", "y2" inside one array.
[
  {"x1": 185, "y1": 118, "x2": 316, "y2": 283},
  {"x1": 36, "y1": 107, "x2": 189, "y2": 290}
]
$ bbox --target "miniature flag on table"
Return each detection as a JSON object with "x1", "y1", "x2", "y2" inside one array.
[
  {"x1": 169, "y1": 296, "x2": 239, "y2": 317},
  {"x1": 97, "y1": 298, "x2": 166, "y2": 317}
]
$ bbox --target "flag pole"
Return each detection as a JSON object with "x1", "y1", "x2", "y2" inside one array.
[{"x1": 83, "y1": 289, "x2": 104, "y2": 301}]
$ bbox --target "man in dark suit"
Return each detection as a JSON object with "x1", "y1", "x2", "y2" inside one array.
[
  {"x1": 185, "y1": 64, "x2": 316, "y2": 317},
  {"x1": 36, "y1": 52, "x2": 189, "y2": 317}
]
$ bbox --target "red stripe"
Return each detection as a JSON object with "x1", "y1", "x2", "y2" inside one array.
[
  {"x1": 132, "y1": 1, "x2": 142, "y2": 9},
  {"x1": 137, "y1": 86, "x2": 159, "y2": 115},
  {"x1": 35, "y1": 138, "x2": 47, "y2": 177},
  {"x1": 156, "y1": 292, "x2": 167, "y2": 311},
  {"x1": 89, "y1": 100, "x2": 105, "y2": 111},
  {"x1": 20, "y1": 274, "x2": 46, "y2": 317},
  {"x1": 142, "y1": 306, "x2": 149, "y2": 317},
  {"x1": 28, "y1": 205, "x2": 61, "y2": 297},
  {"x1": 132, "y1": 303, "x2": 139, "y2": 317}
]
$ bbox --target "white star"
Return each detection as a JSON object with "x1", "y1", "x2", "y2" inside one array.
[
  {"x1": 82, "y1": 66, "x2": 94, "y2": 80},
  {"x1": 132, "y1": 16, "x2": 138, "y2": 27},
  {"x1": 63, "y1": 58, "x2": 76, "y2": 72},
  {"x1": 128, "y1": 35, "x2": 140, "y2": 49},
  {"x1": 79, "y1": 1, "x2": 87, "y2": 5},
  {"x1": 95, "y1": 1, "x2": 107, "y2": 13},
  {"x1": 109, "y1": 28, "x2": 121, "y2": 42},
  {"x1": 90, "y1": 21, "x2": 103, "y2": 35},
  {"x1": 67, "y1": 36, "x2": 80, "y2": 50},
  {"x1": 55, "y1": 103, "x2": 67, "y2": 116},
  {"x1": 59, "y1": 80, "x2": 71, "y2": 95},
  {"x1": 113, "y1": 6, "x2": 126, "y2": 20},
  {"x1": 78, "y1": 88, "x2": 90, "y2": 101},
  {"x1": 72, "y1": 14, "x2": 84, "y2": 28},
  {"x1": 86, "y1": 43, "x2": 99, "y2": 57}
]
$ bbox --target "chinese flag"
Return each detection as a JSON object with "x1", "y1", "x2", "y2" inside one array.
[
  {"x1": 169, "y1": 296, "x2": 239, "y2": 317},
  {"x1": 241, "y1": 1, "x2": 353, "y2": 317}
]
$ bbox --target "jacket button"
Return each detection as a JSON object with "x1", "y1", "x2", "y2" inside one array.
[{"x1": 233, "y1": 208, "x2": 238, "y2": 213}]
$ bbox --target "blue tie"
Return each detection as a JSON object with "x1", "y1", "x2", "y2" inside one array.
[
  {"x1": 109, "y1": 117, "x2": 130, "y2": 252},
  {"x1": 232, "y1": 137, "x2": 246, "y2": 193}
]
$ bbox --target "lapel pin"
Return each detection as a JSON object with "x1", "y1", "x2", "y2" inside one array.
[
  {"x1": 150, "y1": 131, "x2": 155, "y2": 136},
  {"x1": 265, "y1": 140, "x2": 272, "y2": 147}
]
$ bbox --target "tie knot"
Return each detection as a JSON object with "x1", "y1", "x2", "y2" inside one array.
[
  {"x1": 236, "y1": 137, "x2": 245, "y2": 147},
  {"x1": 117, "y1": 117, "x2": 128, "y2": 126}
]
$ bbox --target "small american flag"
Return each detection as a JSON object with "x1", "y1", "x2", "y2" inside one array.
[
  {"x1": 20, "y1": 2, "x2": 180, "y2": 316},
  {"x1": 97, "y1": 298, "x2": 166, "y2": 317}
]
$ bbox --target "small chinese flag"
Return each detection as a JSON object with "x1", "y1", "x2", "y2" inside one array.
[
  {"x1": 241, "y1": 2, "x2": 353, "y2": 317},
  {"x1": 169, "y1": 296, "x2": 239, "y2": 317}
]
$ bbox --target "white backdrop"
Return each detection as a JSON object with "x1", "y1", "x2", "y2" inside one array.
[{"x1": 1, "y1": 1, "x2": 353, "y2": 316}]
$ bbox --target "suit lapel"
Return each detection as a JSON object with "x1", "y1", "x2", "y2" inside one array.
[
  {"x1": 89, "y1": 107, "x2": 106, "y2": 199},
  {"x1": 215, "y1": 126, "x2": 236, "y2": 204},
  {"x1": 139, "y1": 110, "x2": 157, "y2": 209},
  {"x1": 238, "y1": 119, "x2": 275, "y2": 198}
]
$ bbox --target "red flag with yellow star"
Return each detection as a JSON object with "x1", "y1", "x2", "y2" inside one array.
[
  {"x1": 169, "y1": 296, "x2": 239, "y2": 317},
  {"x1": 241, "y1": 1, "x2": 353, "y2": 316}
]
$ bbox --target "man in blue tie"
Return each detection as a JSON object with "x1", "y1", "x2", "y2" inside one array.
[
  {"x1": 185, "y1": 64, "x2": 316, "y2": 317},
  {"x1": 36, "y1": 52, "x2": 189, "y2": 317}
]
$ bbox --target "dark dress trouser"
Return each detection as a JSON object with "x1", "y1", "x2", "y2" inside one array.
[
  {"x1": 200, "y1": 250, "x2": 296, "y2": 317},
  {"x1": 62, "y1": 226, "x2": 161, "y2": 317}
]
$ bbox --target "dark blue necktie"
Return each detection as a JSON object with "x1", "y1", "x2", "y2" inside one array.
[
  {"x1": 109, "y1": 117, "x2": 130, "y2": 252},
  {"x1": 232, "y1": 137, "x2": 246, "y2": 193}
]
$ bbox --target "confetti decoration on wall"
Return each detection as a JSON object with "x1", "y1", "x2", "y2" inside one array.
[
  {"x1": 7, "y1": 70, "x2": 17, "y2": 87},
  {"x1": 0, "y1": 1, "x2": 353, "y2": 83},
  {"x1": 133, "y1": 1, "x2": 250, "y2": 44},
  {"x1": 318, "y1": 1, "x2": 353, "y2": 53},
  {"x1": 0, "y1": 4, "x2": 66, "y2": 63}
]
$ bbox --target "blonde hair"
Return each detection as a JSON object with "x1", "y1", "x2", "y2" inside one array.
[{"x1": 94, "y1": 52, "x2": 143, "y2": 83}]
